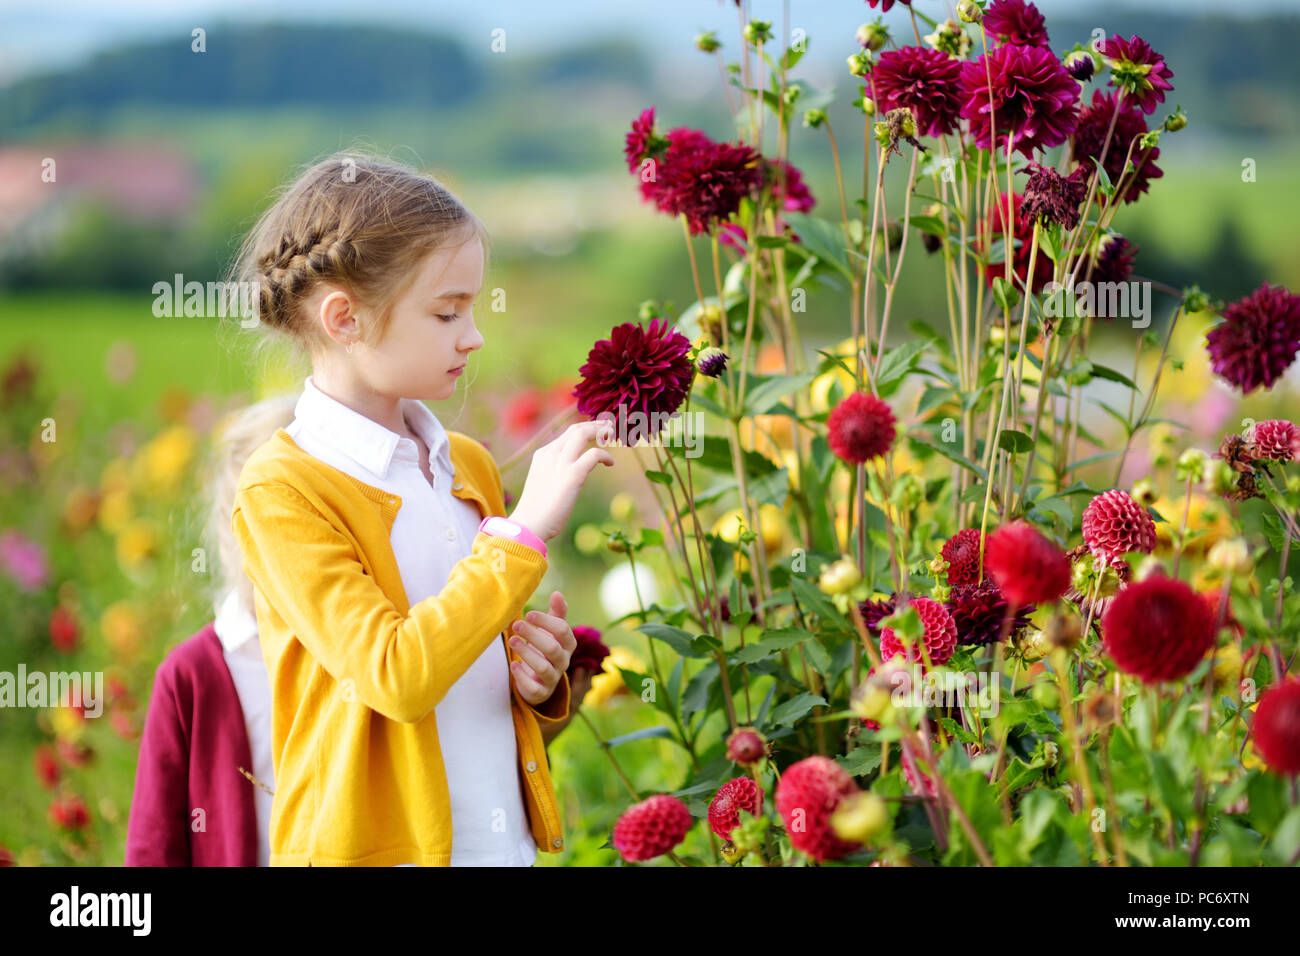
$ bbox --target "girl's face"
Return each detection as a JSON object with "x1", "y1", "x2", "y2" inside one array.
[{"x1": 354, "y1": 236, "x2": 486, "y2": 402}]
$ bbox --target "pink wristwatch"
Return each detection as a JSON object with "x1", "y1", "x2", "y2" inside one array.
[{"x1": 478, "y1": 515, "x2": 547, "y2": 558}]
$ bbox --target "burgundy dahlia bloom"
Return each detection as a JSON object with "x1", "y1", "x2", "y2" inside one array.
[
  {"x1": 865, "y1": 0, "x2": 911, "y2": 10},
  {"x1": 985, "y1": 521, "x2": 1070, "y2": 607},
  {"x1": 1090, "y1": 234, "x2": 1138, "y2": 287},
  {"x1": 958, "y1": 43, "x2": 1080, "y2": 158},
  {"x1": 568, "y1": 625, "x2": 610, "y2": 676},
  {"x1": 1206, "y1": 282, "x2": 1300, "y2": 395},
  {"x1": 1101, "y1": 574, "x2": 1215, "y2": 684},
  {"x1": 983, "y1": 0, "x2": 1050, "y2": 49},
  {"x1": 982, "y1": 192, "x2": 1054, "y2": 294},
  {"x1": 1071, "y1": 89, "x2": 1163, "y2": 205},
  {"x1": 612, "y1": 794, "x2": 694, "y2": 862},
  {"x1": 827, "y1": 392, "x2": 897, "y2": 464},
  {"x1": 880, "y1": 596, "x2": 958, "y2": 666},
  {"x1": 708, "y1": 776, "x2": 765, "y2": 840},
  {"x1": 872, "y1": 46, "x2": 964, "y2": 139},
  {"x1": 858, "y1": 596, "x2": 897, "y2": 638},
  {"x1": 1252, "y1": 678, "x2": 1300, "y2": 775},
  {"x1": 1082, "y1": 489, "x2": 1157, "y2": 568},
  {"x1": 625, "y1": 107, "x2": 669, "y2": 175},
  {"x1": 1020, "y1": 162, "x2": 1088, "y2": 230},
  {"x1": 1250, "y1": 419, "x2": 1299, "y2": 461},
  {"x1": 573, "y1": 317, "x2": 695, "y2": 427},
  {"x1": 1099, "y1": 34, "x2": 1175, "y2": 116},
  {"x1": 764, "y1": 157, "x2": 816, "y2": 213},
  {"x1": 941, "y1": 528, "x2": 983, "y2": 587},
  {"x1": 946, "y1": 579, "x2": 1033, "y2": 646},
  {"x1": 652, "y1": 127, "x2": 764, "y2": 236}
]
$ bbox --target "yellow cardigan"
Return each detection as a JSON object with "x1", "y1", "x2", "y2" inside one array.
[{"x1": 232, "y1": 427, "x2": 569, "y2": 866}]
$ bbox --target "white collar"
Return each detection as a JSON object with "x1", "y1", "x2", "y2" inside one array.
[
  {"x1": 293, "y1": 376, "x2": 454, "y2": 482},
  {"x1": 213, "y1": 589, "x2": 259, "y2": 654}
]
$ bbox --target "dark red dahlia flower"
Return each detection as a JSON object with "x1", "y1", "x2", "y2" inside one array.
[
  {"x1": 1021, "y1": 162, "x2": 1088, "y2": 230},
  {"x1": 33, "y1": 744, "x2": 60, "y2": 789},
  {"x1": 827, "y1": 391, "x2": 897, "y2": 464},
  {"x1": 709, "y1": 776, "x2": 765, "y2": 840},
  {"x1": 858, "y1": 596, "x2": 897, "y2": 638},
  {"x1": 726, "y1": 726, "x2": 769, "y2": 765},
  {"x1": 612, "y1": 794, "x2": 694, "y2": 862},
  {"x1": 880, "y1": 596, "x2": 958, "y2": 666},
  {"x1": 48, "y1": 793, "x2": 90, "y2": 832},
  {"x1": 568, "y1": 625, "x2": 610, "y2": 676},
  {"x1": 1071, "y1": 89, "x2": 1163, "y2": 205},
  {"x1": 1089, "y1": 234, "x2": 1138, "y2": 287},
  {"x1": 1099, "y1": 34, "x2": 1175, "y2": 116},
  {"x1": 1206, "y1": 282, "x2": 1300, "y2": 395},
  {"x1": 1251, "y1": 419, "x2": 1299, "y2": 461},
  {"x1": 941, "y1": 528, "x2": 983, "y2": 587},
  {"x1": 1101, "y1": 574, "x2": 1215, "y2": 684},
  {"x1": 958, "y1": 43, "x2": 1080, "y2": 158},
  {"x1": 1082, "y1": 489, "x2": 1157, "y2": 568},
  {"x1": 985, "y1": 521, "x2": 1071, "y2": 607},
  {"x1": 1251, "y1": 678, "x2": 1300, "y2": 775},
  {"x1": 625, "y1": 107, "x2": 670, "y2": 176},
  {"x1": 573, "y1": 317, "x2": 695, "y2": 427},
  {"x1": 946, "y1": 579, "x2": 1033, "y2": 646},
  {"x1": 775, "y1": 755, "x2": 861, "y2": 862},
  {"x1": 652, "y1": 127, "x2": 764, "y2": 236},
  {"x1": 865, "y1": 0, "x2": 912, "y2": 9},
  {"x1": 982, "y1": 192, "x2": 1054, "y2": 294},
  {"x1": 983, "y1": 0, "x2": 1050, "y2": 49},
  {"x1": 872, "y1": 46, "x2": 964, "y2": 139},
  {"x1": 764, "y1": 157, "x2": 816, "y2": 213}
]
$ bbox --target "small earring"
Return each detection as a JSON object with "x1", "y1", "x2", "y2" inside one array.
[{"x1": 346, "y1": 341, "x2": 354, "y2": 355}]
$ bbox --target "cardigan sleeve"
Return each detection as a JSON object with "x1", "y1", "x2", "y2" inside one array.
[
  {"x1": 233, "y1": 480, "x2": 549, "y2": 725},
  {"x1": 124, "y1": 662, "x2": 193, "y2": 866}
]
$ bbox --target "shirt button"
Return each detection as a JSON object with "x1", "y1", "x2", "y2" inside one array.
[
  {"x1": 445, "y1": 527, "x2": 457, "y2": 540},
  {"x1": 526, "y1": 761, "x2": 537, "y2": 773}
]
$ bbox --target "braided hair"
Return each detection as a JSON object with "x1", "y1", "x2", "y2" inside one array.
[{"x1": 226, "y1": 150, "x2": 488, "y2": 349}]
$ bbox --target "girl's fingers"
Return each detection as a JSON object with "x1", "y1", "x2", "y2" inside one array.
[
  {"x1": 513, "y1": 618, "x2": 566, "y2": 666},
  {"x1": 511, "y1": 660, "x2": 549, "y2": 702},
  {"x1": 509, "y1": 627, "x2": 553, "y2": 674},
  {"x1": 523, "y1": 609, "x2": 577, "y2": 654}
]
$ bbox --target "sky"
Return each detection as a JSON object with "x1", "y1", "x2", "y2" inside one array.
[{"x1": 3, "y1": 0, "x2": 1300, "y2": 87}]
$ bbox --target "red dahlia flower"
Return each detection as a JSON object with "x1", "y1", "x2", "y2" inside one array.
[
  {"x1": 48, "y1": 794, "x2": 90, "y2": 832},
  {"x1": 763, "y1": 157, "x2": 816, "y2": 214},
  {"x1": 946, "y1": 579, "x2": 1033, "y2": 646},
  {"x1": 49, "y1": 606, "x2": 79, "y2": 654},
  {"x1": 880, "y1": 596, "x2": 958, "y2": 666},
  {"x1": 568, "y1": 625, "x2": 610, "y2": 676},
  {"x1": 1099, "y1": 34, "x2": 1174, "y2": 116},
  {"x1": 1101, "y1": 574, "x2": 1215, "y2": 683},
  {"x1": 1206, "y1": 283, "x2": 1300, "y2": 395},
  {"x1": 865, "y1": 0, "x2": 912, "y2": 9},
  {"x1": 942, "y1": 528, "x2": 983, "y2": 587},
  {"x1": 573, "y1": 317, "x2": 694, "y2": 427},
  {"x1": 872, "y1": 46, "x2": 964, "y2": 139},
  {"x1": 983, "y1": 0, "x2": 1051, "y2": 49},
  {"x1": 858, "y1": 596, "x2": 898, "y2": 639},
  {"x1": 34, "y1": 744, "x2": 60, "y2": 789},
  {"x1": 709, "y1": 776, "x2": 765, "y2": 840},
  {"x1": 775, "y1": 756, "x2": 861, "y2": 861},
  {"x1": 1089, "y1": 234, "x2": 1138, "y2": 289},
  {"x1": 652, "y1": 128, "x2": 764, "y2": 236},
  {"x1": 1020, "y1": 162, "x2": 1088, "y2": 230},
  {"x1": 1082, "y1": 489, "x2": 1157, "y2": 568},
  {"x1": 1250, "y1": 419, "x2": 1299, "y2": 461},
  {"x1": 958, "y1": 43, "x2": 1080, "y2": 158},
  {"x1": 1251, "y1": 678, "x2": 1300, "y2": 775},
  {"x1": 1071, "y1": 89, "x2": 1163, "y2": 205},
  {"x1": 827, "y1": 392, "x2": 897, "y2": 464},
  {"x1": 985, "y1": 521, "x2": 1071, "y2": 607},
  {"x1": 612, "y1": 794, "x2": 693, "y2": 862},
  {"x1": 982, "y1": 192, "x2": 1054, "y2": 294}
]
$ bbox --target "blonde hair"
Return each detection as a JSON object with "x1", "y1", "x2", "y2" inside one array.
[
  {"x1": 225, "y1": 149, "x2": 490, "y2": 352},
  {"x1": 204, "y1": 393, "x2": 300, "y2": 618}
]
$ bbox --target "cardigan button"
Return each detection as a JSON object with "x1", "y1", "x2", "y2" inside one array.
[
  {"x1": 452, "y1": 481, "x2": 463, "y2": 490},
  {"x1": 526, "y1": 761, "x2": 537, "y2": 773},
  {"x1": 552, "y1": 838, "x2": 563, "y2": 849}
]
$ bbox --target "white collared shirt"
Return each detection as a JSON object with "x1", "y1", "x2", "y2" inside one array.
[
  {"x1": 213, "y1": 589, "x2": 274, "y2": 867},
  {"x1": 284, "y1": 376, "x2": 537, "y2": 867}
]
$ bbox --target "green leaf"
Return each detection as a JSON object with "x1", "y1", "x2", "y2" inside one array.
[
  {"x1": 769, "y1": 692, "x2": 827, "y2": 727},
  {"x1": 997, "y1": 428, "x2": 1034, "y2": 454},
  {"x1": 803, "y1": 636, "x2": 832, "y2": 674},
  {"x1": 681, "y1": 662, "x2": 719, "y2": 720},
  {"x1": 790, "y1": 575, "x2": 853, "y2": 632},
  {"x1": 605, "y1": 725, "x2": 675, "y2": 748},
  {"x1": 875, "y1": 338, "x2": 933, "y2": 389},
  {"x1": 992, "y1": 276, "x2": 1020, "y2": 312},
  {"x1": 741, "y1": 372, "x2": 817, "y2": 417},
  {"x1": 644, "y1": 469, "x2": 673, "y2": 486},
  {"x1": 785, "y1": 212, "x2": 853, "y2": 279},
  {"x1": 907, "y1": 213, "x2": 947, "y2": 238},
  {"x1": 732, "y1": 627, "x2": 812, "y2": 663},
  {"x1": 908, "y1": 435, "x2": 988, "y2": 480},
  {"x1": 636, "y1": 622, "x2": 707, "y2": 658},
  {"x1": 1088, "y1": 363, "x2": 1138, "y2": 389},
  {"x1": 837, "y1": 747, "x2": 883, "y2": 777}
]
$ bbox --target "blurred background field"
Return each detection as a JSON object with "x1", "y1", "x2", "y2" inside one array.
[{"x1": 2, "y1": 1, "x2": 1299, "y2": 866}]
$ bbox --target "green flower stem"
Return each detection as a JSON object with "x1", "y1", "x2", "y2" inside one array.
[
  {"x1": 859, "y1": 146, "x2": 888, "y2": 395},
  {"x1": 1172, "y1": 474, "x2": 1195, "y2": 578},
  {"x1": 577, "y1": 708, "x2": 640, "y2": 803},
  {"x1": 1051, "y1": 648, "x2": 1111, "y2": 865},
  {"x1": 871, "y1": 147, "x2": 921, "y2": 379},
  {"x1": 1111, "y1": 301, "x2": 1184, "y2": 486}
]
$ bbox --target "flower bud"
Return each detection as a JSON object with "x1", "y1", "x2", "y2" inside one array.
[
  {"x1": 830, "y1": 791, "x2": 889, "y2": 844},
  {"x1": 1042, "y1": 740, "x2": 1059, "y2": 768},
  {"x1": 856, "y1": 22, "x2": 889, "y2": 51},
  {"x1": 783, "y1": 85, "x2": 801, "y2": 106},
  {"x1": 819, "y1": 557, "x2": 863, "y2": 596},
  {"x1": 1207, "y1": 459, "x2": 1237, "y2": 497},
  {"x1": 1071, "y1": 554, "x2": 1121, "y2": 599},
  {"x1": 1131, "y1": 477, "x2": 1158, "y2": 506},
  {"x1": 1182, "y1": 285, "x2": 1209, "y2": 313},
  {"x1": 1207, "y1": 538, "x2": 1252, "y2": 576},
  {"x1": 695, "y1": 31, "x2": 720, "y2": 54},
  {"x1": 847, "y1": 51, "x2": 872, "y2": 77},
  {"x1": 720, "y1": 841, "x2": 747, "y2": 864},
  {"x1": 802, "y1": 108, "x2": 827, "y2": 129},
  {"x1": 606, "y1": 532, "x2": 630, "y2": 553},
  {"x1": 743, "y1": 20, "x2": 773, "y2": 46},
  {"x1": 1031, "y1": 681, "x2": 1059, "y2": 711},
  {"x1": 696, "y1": 346, "x2": 729, "y2": 378},
  {"x1": 850, "y1": 682, "x2": 895, "y2": 725},
  {"x1": 1176, "y1": 448, "x2": 1209, "y2": 483},
  {"x1": 1017, "y1": 628, "x2": 1051, "y2": 661},
  {"x1": 638, "y1": 300, "x2": 663, "y2": 322},
  {"x1": 1163, "y1": 106, "x2": 1187, "y2": 132},
  {"x1": 726, "y1": 726, "x2": 769, "y2": 766},
  {"x1": 956, "y1": 0, "x2": 981, "y2": 23},
  {"x1": 1065, "y1": 50, "x2": 1095, "y2": 81}
]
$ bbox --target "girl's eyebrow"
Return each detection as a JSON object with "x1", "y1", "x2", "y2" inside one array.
[{"x1": 432, "y1": 289, "x2": 479, "y2": 301}]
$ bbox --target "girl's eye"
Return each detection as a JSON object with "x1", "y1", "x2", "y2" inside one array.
[{"x1": 435, "y1": 313, "x2": 458, "y2": 323}]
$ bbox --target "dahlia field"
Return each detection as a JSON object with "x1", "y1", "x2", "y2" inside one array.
[{"x1": 590, "y1": 0, "x2": 1300, "y2": 866}]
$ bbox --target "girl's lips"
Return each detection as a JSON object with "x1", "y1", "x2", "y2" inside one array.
[{"x1": 449, "y1": 365, "x2": 466, "y2": 375}]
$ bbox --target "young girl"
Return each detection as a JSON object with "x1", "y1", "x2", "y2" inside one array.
[
  {"x1": 227, "y1": 152, "x2": 615, "y2": 867},
  {"x1": 125, "y1": 393, "x2": 297, "y2": 866}
]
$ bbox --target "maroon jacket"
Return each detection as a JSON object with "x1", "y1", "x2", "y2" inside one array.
[{"x1": 124, "y1": 622, "x2": 260, "y2": 866}]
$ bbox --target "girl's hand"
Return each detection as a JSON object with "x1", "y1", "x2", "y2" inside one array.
[
  {"x1": 509, "y1": 590, "x2": 577, "y2": 707},
  {"x1": 508, "y1": 420, "x2": 616, "y2": 543}
]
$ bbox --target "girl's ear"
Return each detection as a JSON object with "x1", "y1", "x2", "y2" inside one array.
[{"x1": 316, "y1": 288, "x2": 362, "y2": 348}]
